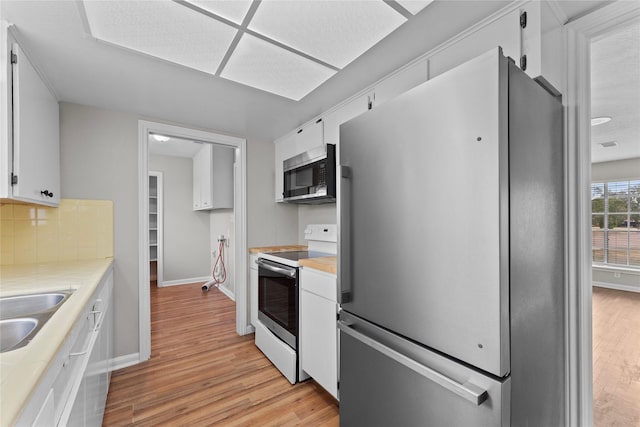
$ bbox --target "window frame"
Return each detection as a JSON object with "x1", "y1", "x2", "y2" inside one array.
[{"x1": 591, "y1": 178, "x2": 640, "y2": 268}]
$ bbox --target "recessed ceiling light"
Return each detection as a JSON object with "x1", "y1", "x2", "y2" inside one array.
[
  {"x1": 248, "y1": 0, "x2": 407, "y2": 69},
  {"x1": 83, "y1": 1, "x2": 237, "y2": 75},
  {"x1": 152, "y1": 134, "x2": 170, "y2": 142},
  {"x1": 221, "y1": 33, "x2": 336, "y2": 101},
  {"x1": 591, "y1": 116, "x2": 612, "y2": 126},
  {"x1": 598, "y1": 141, "x2": 617, "y2": 148}
]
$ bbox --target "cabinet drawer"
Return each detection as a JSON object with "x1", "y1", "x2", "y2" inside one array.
[{"x1": 300, "y1": 268, "x2": 336, "y2": 302}]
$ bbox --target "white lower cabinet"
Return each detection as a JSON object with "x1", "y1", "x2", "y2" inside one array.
[
  {"x1": 17, "y1": 267, "x2": 114, "y2": 427},
  {"x1": 299, "y1": 268, "x2": 338, "y2": 399},
  {"x1": 64, "y1": 273, "x2": 113, "y2": 426}
]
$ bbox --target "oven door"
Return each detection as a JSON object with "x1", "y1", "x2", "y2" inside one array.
[{"x1": 257, "y1": 258, "x2": 299, "y2": 350}]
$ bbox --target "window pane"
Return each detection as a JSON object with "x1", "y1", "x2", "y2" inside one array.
[
  {"x1": 607, "y1": 228, "x2": 628, "y2": 265},
  {"x1": 608, "y1": 194, "x2": 629, "y2": 213},
  {"x1": 592, "y1": 183, "x2": 605, "y2": 213},
  {"x1": 592, "y1": 229, "x2": 605, "y2": 263},
  {"x1": 630, "y1": 180, "x2": 640, "y2": 212},
  {"x1": 608, "y1": 213, "x2": 627, "y2": 230},
  {"x1": 607, "y1": 181, "x2": 629, "y2": 196},
  {"x1": 630, "y1": 228, "x2": 640, "y2": 267},
  {"x1": 592, "y1": 214, "x2": 605, "y2": 229}
]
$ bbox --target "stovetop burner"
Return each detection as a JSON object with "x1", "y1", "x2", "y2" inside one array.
[{"x1": 263, "y1": 250, "x2": 332, "y2": 262}]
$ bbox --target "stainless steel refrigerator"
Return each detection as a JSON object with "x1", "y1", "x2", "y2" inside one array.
[{"x1": 337, "y1": 47, "x2": 564, "y2": 426}]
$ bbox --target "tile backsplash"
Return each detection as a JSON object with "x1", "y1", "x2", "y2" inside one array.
[{"x1": 0, "y1": 199, "x2": 114, "y2": 265}]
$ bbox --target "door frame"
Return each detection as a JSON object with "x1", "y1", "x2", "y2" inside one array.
[
  {"x1": 138, "y1": 120, "x2": 248, "y2": 362},
  {"x1": 564, "y1": 3, "x2": 640, "y2": 426},
  {"x1": 148, "y1": 170, "x2": 164, "y2": 286}
]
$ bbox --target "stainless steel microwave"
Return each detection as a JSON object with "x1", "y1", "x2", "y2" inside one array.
[{"x1": 283, "y1": 144, "x2": 336, "y2": 204}]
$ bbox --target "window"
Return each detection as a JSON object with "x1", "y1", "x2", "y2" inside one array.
[{"x1": 591, "y1": 179, "x2": 640, "y2": 267}]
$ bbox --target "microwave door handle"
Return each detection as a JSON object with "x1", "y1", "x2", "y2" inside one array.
[{"x1": 256, "y1": 259, "x2": 297, "y2": 278}]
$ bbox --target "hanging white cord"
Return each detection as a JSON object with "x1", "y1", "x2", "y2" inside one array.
[{"x1": 202, "y1": 238, "x2": 227, "y2": 292}]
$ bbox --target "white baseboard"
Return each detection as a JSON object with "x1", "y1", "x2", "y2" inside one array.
[
  {"x1": 217, "y1": 284, "x2": 235, "y2": 301},
  {"x1": 109, "y1": 352, "x2": 141, "y2": 371},
  {"x1": 159, "y1": 276, "x2": 211, "y2": 287},
  {"x1": 593, "y1": 282, "x2": 640, "y2": 293}
]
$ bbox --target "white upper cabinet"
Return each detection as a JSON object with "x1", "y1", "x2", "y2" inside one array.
[
  {"x1": 429, "y1": 2, "x2": 562, "y2": 92},
  {"x1": 272, "y1": 0, "x2": 561, "y2": 204},
  {"x1": 323, "y1": 92, "x2": 371, "y2": 147},
  {"x1": 1, "y1": 24, "x2": 60, "y2": 206},
  {"x1": 193, "y1": 143, "x2": 234, "y2": 211},
  {"x1": 295, "y1": 119, "x2": 324, "y2": 153},
  {"x1": 371, "y1": 59, "x2": 428, "y2": 108}
]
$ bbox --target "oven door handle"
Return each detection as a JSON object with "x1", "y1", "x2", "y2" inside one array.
[{"x1": 256, "y1": 258, "x2": 297, "y2": 278}]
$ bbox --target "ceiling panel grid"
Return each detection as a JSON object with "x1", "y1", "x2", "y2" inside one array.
[{"x1": 81, "y1": 0, "x2": 433, "y2": 100}]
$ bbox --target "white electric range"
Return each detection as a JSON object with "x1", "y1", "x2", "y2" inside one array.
[{"x1": 254, "y1": 224, "x2": 337, "y2": 384}]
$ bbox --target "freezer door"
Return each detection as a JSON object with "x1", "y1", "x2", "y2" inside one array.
[
  {"x1": 339, "y1": 48, "x2": 510, "y2": 377},
  {"x1": 338, "y1": 312, "x2": 510, "y2": 427}
]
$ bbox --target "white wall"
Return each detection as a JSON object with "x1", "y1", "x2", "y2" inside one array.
[
  {"x1": 60, "y1": 101, "x2": 299, "y2": 358},
  {"x1": 60, "y1": 102, "x2": 139, "y2": 357},
  {"x1": 247, "y1": 137, "x2": 299, "y2": 246},
  {"x1": 149, "y1": 154, "x2": 211, "y2": 284},
  {"x1": 592, "y1": 157, "x2": 640, "y2": 181}
]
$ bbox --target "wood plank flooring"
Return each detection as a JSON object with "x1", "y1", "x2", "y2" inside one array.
[
  {"x1": 103, "y1": 283, "x2": 339, "y2": 426},
  {"x1": 592, "y1": 286, "x2": 640, "y2": 427}
]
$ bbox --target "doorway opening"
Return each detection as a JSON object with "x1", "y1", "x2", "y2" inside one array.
[
  {"x1": 566, "y1": 2, "x2": 640, "y2": 425},
  {"x1": 138, "y1": 121, "x2": 248, "y2": 362},
  {"x1": 589, "y1": 19, "x2": 640, "y2": 426}
]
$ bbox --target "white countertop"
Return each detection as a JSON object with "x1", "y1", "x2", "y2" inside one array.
[{"x1": 0, "y1": 258, "x2": 114, "y2": 426}]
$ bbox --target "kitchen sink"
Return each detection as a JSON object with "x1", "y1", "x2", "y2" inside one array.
[
  {"x1": 0, "y1": 292, "x2": 68, "y2": 320},
  {"x1": 0, "y1": 318, "x2": 38, "y2": 352},
  {"x1": 0, "y1": 291, "x2": 73, "y2": 352}
]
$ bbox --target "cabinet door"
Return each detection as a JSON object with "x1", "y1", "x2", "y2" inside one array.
[
  {"x1": 373, "y1": 59, "x2": 428, "y2": 107},
  {"x1": 11, "y1": 43, "x2": 60, "y2": 206},
  {"x1": 300, "y1": 289, "x2": 338, "y2": 398},
  {"x1": 300, "y1": 268, "x2": 338, "y2": 399},
  {"x1": 31, "y1": 389, "x2": 54, "y2": 427},
  {"x1": 428, "y1": 9, "x2": 520, "y2": 79},
  {"x1": 194, "y1": 143, "x2": 213, "y2": 210},
  {"x1": 295, "y1": 119, "x2": 324, "y2": 153},
  {"x1": 193, "y1": 143, "x2": 212, "y2": 210},
  {"x1": 323, "y1": 93, "x2": 370, "y2": 147}
]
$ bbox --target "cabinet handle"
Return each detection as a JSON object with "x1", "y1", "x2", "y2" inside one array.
[
  {"x1": 90, "y1": 309, "x2": 103, "y2": 331},
  {"x1": 40, "y1": 190, "x2": 54, "y2": 198}
]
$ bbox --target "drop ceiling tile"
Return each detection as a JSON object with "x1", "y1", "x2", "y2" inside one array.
[
  {"x1": 221, "y1": 33, "x2": 337, "y2": 101},
  {"x1": 248, "y1": 0, "x2": 407, "y2": 69},
  {"x1": 396, "y1": 0, "x2": 434, "y2": 15},
  {"x1": 83, "y1": 0, "x2": 237, "y2": 74},
  {"x1": 182, "y1": 0, "x2": 253, "y2": 25}
]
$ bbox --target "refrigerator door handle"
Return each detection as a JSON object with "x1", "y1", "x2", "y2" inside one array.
[
  {"x1": 338, "y1": 320, "x2": 489, "y2": 406},
  {"x1": 338, "y1": 165, "x2": 352, "y2": 304}
]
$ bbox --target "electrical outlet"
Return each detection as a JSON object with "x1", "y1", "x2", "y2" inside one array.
[{"x1": 613, "y1": 272, "x2": 621, "y2": 278}]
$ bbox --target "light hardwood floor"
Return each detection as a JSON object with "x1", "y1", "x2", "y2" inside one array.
[
  {"x1": 592, "y1": 286, "x2": 640, "y2": 426},
  {"x1": 103, "y1": 283, "x2": 339, "y2": 426}
]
